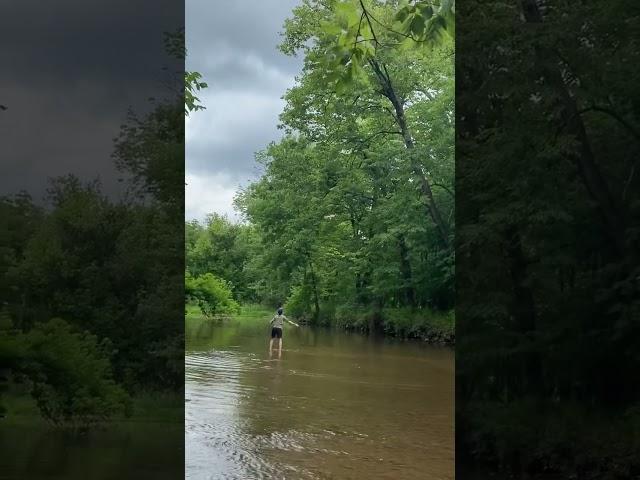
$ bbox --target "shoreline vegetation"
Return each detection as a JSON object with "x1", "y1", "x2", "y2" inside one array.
[
  {"x1": 185, "y1": 303, "x2": 455, "y2": 346},
  {"x1": 0, "y1": 32, "x2": 187, "y2": 430},
  {"x1": 185, "y1": 1, "x2": 455, "y2": 354},
  {"x1": 2, "y1": 387, "x2": 183, "y2": 428}
]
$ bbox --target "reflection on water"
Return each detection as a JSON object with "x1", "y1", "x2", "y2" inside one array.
[
  {"x1": 0, "y1": 422, "x2": 183, "y2": 479},
  {"x1": 186, "y1": 318, "x2": 454, "y2": 480}
]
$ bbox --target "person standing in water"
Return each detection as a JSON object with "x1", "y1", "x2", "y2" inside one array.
[{"x1": 269, "y1": 307, "x2": 299, "y2": 353}]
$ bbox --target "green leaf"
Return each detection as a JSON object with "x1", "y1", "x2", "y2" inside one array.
[
  {"x1": 335, "y1": 1, "x2": 360, "y2": 28},
  {"x1": 410, "y1": 14, "x2": 426, "y2": 37},
  {"x1": 320, "y1": 20, "x2": 343, "y2": 37},
  {"x1": 416, "y1": 3, "x2": 434, "y2": 19},
  {"x1": 439, "y1": 0, "x2": 454, "y2": 15},
  {"x1": 395, "y1": 6, "x2": 412, "y2": 23}
]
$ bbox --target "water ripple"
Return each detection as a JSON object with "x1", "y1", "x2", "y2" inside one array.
[{"x1": 186, "y1": 326, "x2": 453, "y2": 480}]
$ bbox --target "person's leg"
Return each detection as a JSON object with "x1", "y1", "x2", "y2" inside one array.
[
  {"x1": 269, "y1": 335, "x2": 274, "y2": 351},
  {"x1": 278, "y1": 337, "x2": 282, "y2": 353}
]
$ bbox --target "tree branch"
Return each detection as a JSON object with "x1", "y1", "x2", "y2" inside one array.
[
  {"x1": 622, "y1": 163, "x2": 636, "y2": 202},
  {"x1": 433, "y1": 182, "x2": 455, "y2": 199},
  {"x1": 360, "y1": 0, "x2": 380, "y2": 49},
  {"x1": 361, "y1": 129, "x2": 403, "y2": 143},
  {"x1": 354, "y1": 11, "x2": 366, "y2": 49},
  {"x1": 579, "y1": 105, "x2": 640, "y2": 144},
  {"x1": 363, "y1": 3, "x2": 428, "y2": 43}
]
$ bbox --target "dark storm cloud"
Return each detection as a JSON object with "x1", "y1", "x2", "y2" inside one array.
[
  {"x1": 185, "y1": 0, "x2": 302, "y2": 220},
  {"x1": 186, "y1": 88, "x2": 286, "y2": 176},
  {"x1": 0, "y1": 0, "x2": 183, "y2": 200},
  {"x1": 186, "y1": 0, "x2": 301, "y2": 77}
]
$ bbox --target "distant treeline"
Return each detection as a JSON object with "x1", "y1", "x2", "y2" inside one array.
[
  {"x1": 185, "y1": 1, "x2": 454, "y2": 341},
  {"x1": 1, "y1": 87, "x2": 184, "y2": 426},
  {"x1": 457, "y1": 0, "x2": 640, "y2": 477}
]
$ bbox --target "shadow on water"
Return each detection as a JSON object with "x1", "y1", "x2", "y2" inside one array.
[
  {"x1": 0, "y1": 422, "x2": 183, "y2": 480},
  {"x1": 186, "y1": 316, "x2": 454, "y2": 480}
]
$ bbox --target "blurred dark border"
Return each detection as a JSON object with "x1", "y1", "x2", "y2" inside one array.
[
  {"x1": 456, "y1": 1, "x2": 640, "y2": 478},
  {"x1": 0, "y1": 1, "x2": 185, "y2": 478}
]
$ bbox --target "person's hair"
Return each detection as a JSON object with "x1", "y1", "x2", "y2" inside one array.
[{"x1": 277, "y1": 308, "x2": 283, "y2": 315}]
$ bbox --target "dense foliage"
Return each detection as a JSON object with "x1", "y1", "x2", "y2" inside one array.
[
  {"x1": 0, "y1": 46, "x2": 185, "y2": 424},
  {"x1": 457, "y1": 0, "x2": 640, "y2": 476},
  {"x1": 185, "y1": 272, "x2": 239, "y2": 317},
  {"x1": 297, "y1": 0, "x2": 454, "y2": 91},
  {"x1": 0, "y1": 318, "x2": 130, "y2": 426},
  {"x1": 243, "y1": 0, "x2": 454, "y2": 324},
  {"x1": 186, "y1": 1, "x2": 454, "y2": 341}
]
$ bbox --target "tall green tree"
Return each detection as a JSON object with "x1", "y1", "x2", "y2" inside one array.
[
  {"x1": 456, "y1": 0, "x2": 640, "y2": 475},
  {"x1": 236, "y1": 0, "x2": 453, "y2": 321},
  {"x1": 0, "y1": 33, "x2": 186, "y2": 424},
  {"x1": 280, "y1": 0, "x2": 454, "y2": 247}
]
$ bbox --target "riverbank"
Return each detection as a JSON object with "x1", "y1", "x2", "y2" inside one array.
[
  {"x1": 185, "y1": 303, "x2": 272, "y2": 321},
  {"x1": 1, "y1": 385, "x2": 183, "y2": 428},
  {"x1": 186, "y1": 304, "x2": 455, "y2": 345},
  {"x1": 460, "y1": 400, "x2": 640, "y2": 479},
  {"x1": 186, "y1": 310, "x2": 454, "y2": 479},
  {"x1": 333, "y1": 307, "x2": 455, "y2": 345},
  {"x1": 1, "y1": 393, "x2": 184, "y2": 480}
]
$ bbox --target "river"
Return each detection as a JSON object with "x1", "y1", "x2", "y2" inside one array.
[
  {"x1": 0, "y1": 421, "x2": 183, "y2": 479},
  {"x1": 186, "y1": 316, "x2": 454, "y2": 480}
]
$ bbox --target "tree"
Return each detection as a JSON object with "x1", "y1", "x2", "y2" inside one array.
[
  {"x1": 281, "y1": 0, "x2": 454, "y2": 90},
  {"x1": 185, "y1": 71, "x2": 208, "y2": 116},
  {"x1": 1, "y1": 34, "x2": 187, "y2": 423},
  {"x1": 163, "y1": 28, "x2": 207, "y2": 116},
  {"x1": 0, "y1": 318, "x2": 130, "y2": 426},
  {"x1": 456, "y1": 0, "x2": 640, "y2": 474},
  {"x1": 280, "y1": 0, "x2": 454, "y2": 247},
  {"x1": 185, "y1": 273, "x2": 240, "y2": 317}
]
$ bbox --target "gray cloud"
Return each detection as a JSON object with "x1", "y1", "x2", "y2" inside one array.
[
  {"x1": 1, "y1": 0, "x2": 182, "y2": 201},
  {"x1": 185, "y1": 0, "x2": 302, "y2": 221},
  {"x1": 186, "y1": 90, "x2": 285, "y2": 177},
  {"x1": 186, "y1": 0, "x2": 302, "y2": 77}
]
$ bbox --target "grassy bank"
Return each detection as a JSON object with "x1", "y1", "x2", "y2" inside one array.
[
  {"x1": 186, "y1": 302, "x2": 454, "y2": 345},
  {"x1": 187, "y1": 303, "x2": 455, "y2": 345},
  {"x1": 332, "y1": 307, "x2": 455, "y2": 345},
  {"x1": 185, "y1": 303, "x2": 273, "y2": 322},
  {"x1": 1, "y1": 384, "x2": 182, "y2": 427}
]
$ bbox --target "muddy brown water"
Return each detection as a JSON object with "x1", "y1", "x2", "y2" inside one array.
[
  {"x1": 0, "y1": 421, "x2": 183, "y2": 479},
  {"x1": 186, "y1": 317, "x2": 454, "y2": 480}
]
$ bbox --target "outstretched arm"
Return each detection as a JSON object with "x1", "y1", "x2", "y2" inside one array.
[{"x1": 285, "y1": 316, "x2": 299, "y2": 327}]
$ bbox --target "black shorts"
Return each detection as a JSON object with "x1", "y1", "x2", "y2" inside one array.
[{"x1": 271, "y1": 327, "x2": 283, "y2": 339}]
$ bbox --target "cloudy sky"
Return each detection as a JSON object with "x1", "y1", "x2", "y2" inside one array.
[
  {"x1": 185, "y1": 0, "x2": 302, "y2": 222},
  {"x1": 0, "y1": 0, "x2": 182, "y2": 201}
]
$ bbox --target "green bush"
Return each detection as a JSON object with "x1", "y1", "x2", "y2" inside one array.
[
  {"x1": 334, "y1": 305, "x2": 375, "y2": 333},
  {"x1": 185, "y1": 272, "x2": 240, "y2": 317},
  {"x1": 0, "y1": 318, "x2": 130, "y2": 427},
  {"x1": 382, "y1": 308, "x2": 455, "y2": 342},
  {"x1": 284, "y1": 284, "x2": 313, "y2": 319},
  {"x1": 332, "y1": 305, "x2": 455, "y2": 344}
]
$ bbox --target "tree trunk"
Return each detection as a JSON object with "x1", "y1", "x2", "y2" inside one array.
[
  {"x1": 398, "y1": 235, "x2": 416, "y2": 307},
  {"x1": 506, "y1": 227, "x2": 543, "y2": 396},
  {"x1": 369, "y1": 59, "x2": 450, "y2": 248},
  {"x1": 308, "y1": 260, "x2": 320, "y2": 322},
  {"x1": 520, "y1": 0, "x2": 626, "y2": 256}
]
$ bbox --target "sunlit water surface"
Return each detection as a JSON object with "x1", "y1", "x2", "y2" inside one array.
[{"x1": 186, "y1": 318, "x2": 453, "y2": 480}]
